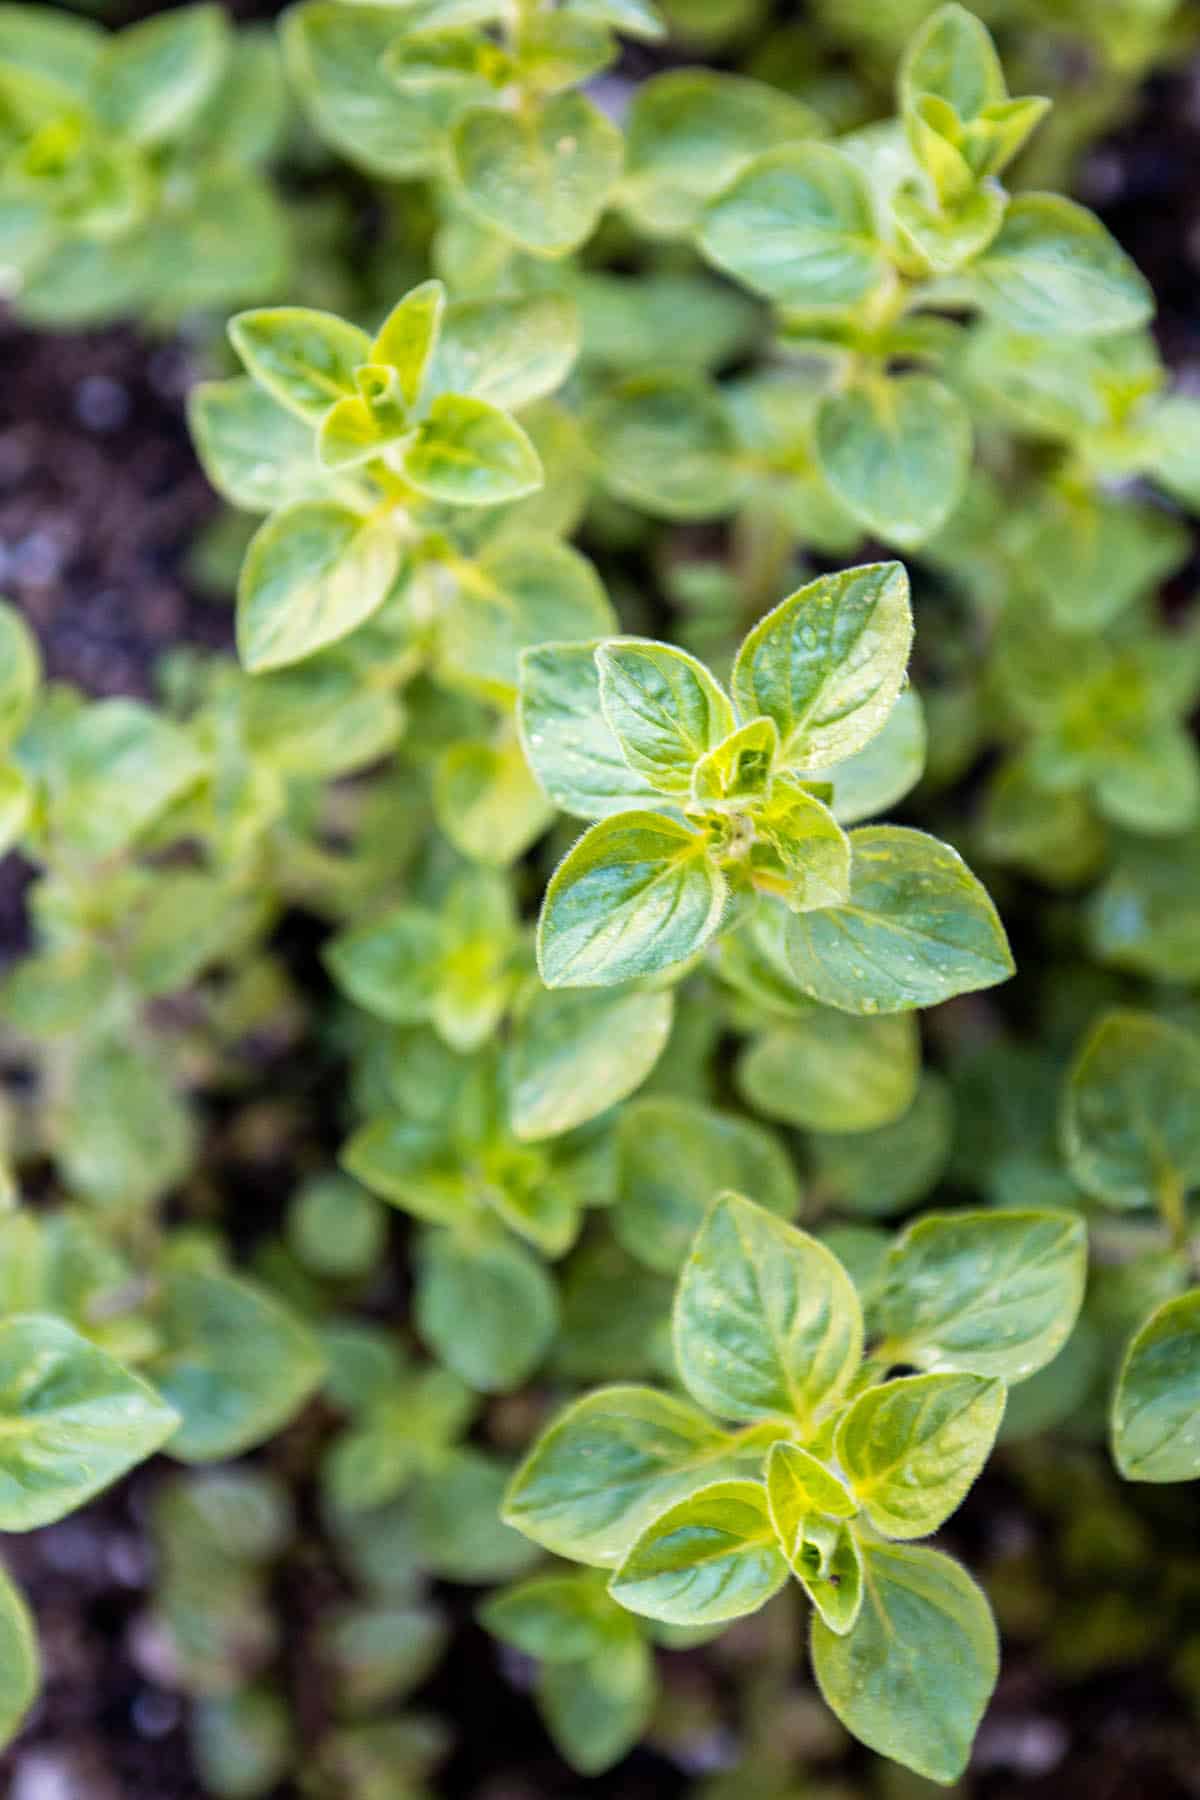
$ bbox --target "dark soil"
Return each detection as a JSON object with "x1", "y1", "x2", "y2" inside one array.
[
  {"x1": 3, "y1": 30, "x2": 1200, "y2": 1800},
  {"x1": 0, "y1": 320, "x2": 228, "y2": 698}
]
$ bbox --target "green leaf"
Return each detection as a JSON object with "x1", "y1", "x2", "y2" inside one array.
[
  {"x1": 765, "y1": 1448, "x2": 863, "y2": 1632},
  {"x1": 181, "y1": 21, "x2": 288, "y2": 166},
  {"x1": 191, "y1": 1689, "x2": 292, "y2": 1800},
  {"x1": 0, "y1": 1563, "x2": 37, "y2": 1750},
  {"x1": 621, "y1": 69, "x2": 821, "y2": 238},
  {"x1": 609, "y1": 1478, "x2": 788, "y2": 1625},
  {"x1": 188, "y1": 379, "x2": 327, "y2": 514},
  {"x1": 752, "y1": 781, "x2": 852, "y2": 912},
  {"x1": 1088, "y1": 831, "x2": 1200, "y2": 984},
  {"x1": 519, "y1": 641, "x2": 664, "y2": 821},
  {"x1": 837, "y1": 1372, "x2": 1005, "y2": 1539},
  {"x1": 1112, "y1": 1290, "x2": 1200, "y2": 1482},
  {"x1": 538, "y1": 812, "x2": 725, "y2": 988},
  {"x1": 321, "y1": 1600, "x2": 448, "y2": 1712},
  {"x1": 0, "y1": 763, "x2": 28, "y2": 857},
  {"x1": 614, "y1": 1098, "x2": 799, "y2": 1275},
  {"x1": 440, "y1": 536, "x2": 614, "y2": 704},
  {"x1": 122, "y1": 166, "x2": 289, "y2": 317},
  {"x1": 713, "y1": 901, "x2": 823, "y2": 1015},
  {"x1": 415, "y1": 1227, "x2": 557, "y2": 1392},
  {"x1": 0, "y1": 1315, "x2": 178, "y2": 1528},
  {"x1": 429, "y1": 706, "x2": 531, "y2": 828},
  {"x1": 41, "y1": 699, "x2": 204, "y2": 860},
  {"x1": 969, "y1": 194, "x2": 1154, "y2": 338},
  {"x1": 437, "y1": 736, "x2": 554, "y2": 868},
  {"x1": 674, "y1": 1192, "x2": 863, "y2": 1427},
  {"x1": 0, "y1": 1217, "x2": 40, "y2": 1321},
  {"x1": 537, "y1": 1630, "x2": 655, "y2": 1775},
  {"x1": 698, "y1": 143, "x2": 887, "y2": 311},
  {"x1": 877, "y1": 1209, "x2": 1088, "y2": 1382},
  {"x1": 58, "y1": 1037, "x2": 192, "y2": 1213},
  {"x1": 487, "y1": 1155, "x2": 597, "y2": 1263},
  {"x1": 1141, "y1": 393, "x2": 1200, "y2": 511},
  {"x1": 481, "y1": 1571, "x2": 623, "y2": 1663},
  {"x1": 237, "y1": 502, "x2": 400, "y2": 672},
  {"x1": 690, "y1": 717, "x2": 778, "y2": 812},
  {"x1": 316, "y1": 393, "x2": 389, "y2": 473},
  {"x1": 0, "y1": 943, "x2": 117, "y2": 1041},
  {"x1": 811, "y1": 1072, "x2": 954, "y2": 1217},
  {"x1": 510, "y1": 986, "x2": 674, "y2": 1141},
  {"x1": 0, "y1": 602, "x2": 40, "y2": 750},
  {"x1": 403, "y1": 394, "x2": 542, "y2": 506},
  {"x1": 554, "y1": 1240, "x2": 672, "y2": 1383},
  {"x1": 342, "y1": 1116, "x2": 469, "y2": 1226},
  {"x1": 289, "y1": 1175, "x2": 386, "y2": 1281},
  {"x1": 372, "y1": 279, "x2": 445, "y2": 410},
  {"x1": 503, "y1": 1385, "x2": 759, "y2": 1567},
  {"x1": 452, "y1": 91, "x2": 622, "y2": 255},
  {"x1": 1021, "y1": 489, "x2": 1194, "y2": 637},
  {"x1": 578, "y1": 270, "x2": 756, "y2": 374},
  {"x1": 283, "y1": 3, "x2": 463, "y2": 178},
  {"x1": 325, "y1": 906, "x2": 444, "y2": 1025},
  {"x1": 978, "y1": 99, "x2": 1052, "y2": 183},
  {"x1": 415, "y1": 1447, "x2": 540, "y2": 1584},
  {"x1": 513, "y1": 11, "x2": 614, "y2": 94},
  {"x1": 1061, "y1": 1010, "x2": 1200, "y2": 1211},
  {"x1": 815, "y1": 376, "x2": 971, "y2": 550},
  {"x1": 765, "y1": 1438, "x2": 856, "y2": 1522},
  {"x1": 429, "y1": 292, "x2": 580, "y2": 411},
  {"x1": 565, "y1": 0, "x2": 665, "y2": 38},
  {"x1": 587, "y1": 371, "x2": 746, "y2": 520},
  {"x1": 154, "y1": 1271, "x2": 324, "y2": 1462},
  {"x1": 963, "y1": 322, "x2": 1158, "y2": 441},
  {"x1": 731, "y1": 563, "x2": 912, "y2": 773},
  {"x1": 596, "y1": 639, "x2": 734, "y2": 797},
  {"x1": 94, "y1": 3, "x2": 229, "y2": 147},
  {"x1": 827, "y1": 690, "x2": 926, "y2": 826},
  {"x1": 899, "y1": 3, "x2": 1005, "y2": 124},
  {"x1": 782, "y1": 826, "x2": 1014, "y2": 1015},
  {"x1": 1092, "y1": 721, "x2": 1200, "y2": 838},
  {"x1": 735, "y1": 1009, "x2": 919, "y2": 1133},
  {"x1": 892, "y1": 181, "x2": 1007, "y2": 274},
  {"x1": 228, "y1": 307, "x2": 370, "y2": 424},
  {"x1": 0, "y1": 5, "x2": 102, "y2": 105},
  {"x1": 811, "y1": 1540, "x2": 998, "y2": 1784}
]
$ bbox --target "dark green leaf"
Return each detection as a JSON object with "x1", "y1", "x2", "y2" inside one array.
[
  {"x1": 811, "y1": 1540, "x2": 998, "y2": 1784},
  {"x1": 1112, "y1": 1290, "x2": 1200, "y2": 1482}
]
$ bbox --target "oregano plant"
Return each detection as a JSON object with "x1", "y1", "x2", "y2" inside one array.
[
  {"x1": 523, "y1": 562, "x2": 1013, "y2": 1001},
  {"x1": 0, "y1": 3, "x2": 290, "y2": 324},
  {"x1": 503, "y1": 1191, "x2": 1086, "y2": 1781},
  {"x1": 0, "y1": 0, "x2": 1197, "y2": 1791}
]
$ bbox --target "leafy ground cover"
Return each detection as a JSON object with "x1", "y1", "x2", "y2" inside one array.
[{"x1": 2, "y1": 2, "x2": 1200, "y2": 1796}]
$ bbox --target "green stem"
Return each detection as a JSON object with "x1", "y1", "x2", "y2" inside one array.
[{"x1": 1156, "y1": 1163, "x2": 1189, "y2": 1255}]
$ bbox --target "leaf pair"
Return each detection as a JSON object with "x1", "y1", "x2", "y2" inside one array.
[
  {"x1": 506, "y1": 1197, "x2": 1086, "y2": 1565},
  {"x1": 527, "y1": 563, "x2": 907, "y2": 987},
  {"x1": 481, "y1": 1573, "x2": 654, "y2": 1774},
  {"x1": 230, "y1": 284, "x2": 532, "y2": 490},
  {"x1": 523, "y1": 562, "x2": 1011, "y2": 1007},
  {"x1": 688, "y1": 6, "x2": 1150, "y2": 549},
  {"x1": 325, "y1": 867, "x2": 520, "y2": 1053},
  {"x1": 204, "y1": 284, "x2": 568, "y2": 672},
  {"x1": 899, "y1": 3, "x2": 1049, "y2": 208},
  {"x1": 505, "y1": 1193, "x2": 1085, "y2": 1780},
  {"x1": 342, "y1": 1037, "x2": 629, "y2": 1387},
  {"x1": 1060, "y1": 1010, "x2": 1200, "y2": 1487}
]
